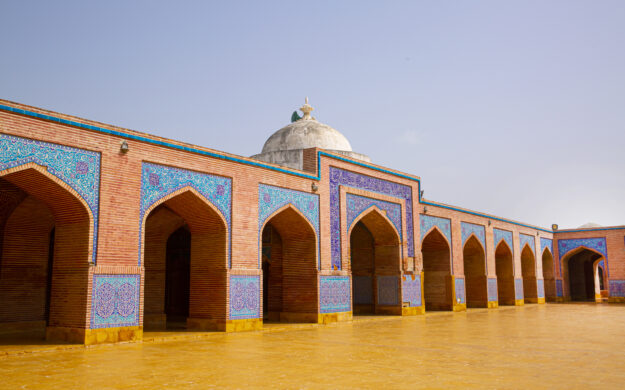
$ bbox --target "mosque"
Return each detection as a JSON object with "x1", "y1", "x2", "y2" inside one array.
[{"x1": 0, "y1": 98, "x2": 623, "y2": 345}]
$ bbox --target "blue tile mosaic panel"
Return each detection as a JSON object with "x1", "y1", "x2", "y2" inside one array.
[
  {"x1": 420, "y1": 215, "x2": 451, "y2": 244},
  {"x1": 258, "y1": 184, "x2": 320, "y2": 268},
  {"x1": 91, "y1": 274, "x2": 140, "y2": 329},
  {"x1": 377, "y1": 276, "x2": 399, "y2": 305},
  {"x1": 402, "y1": 274, "x2": 421, "y2": 307},
  {"x1": 488, "y1": 278, "x2": 498, "y2": 302},
  {"x1": 329, "y1": 167, "x2": 414, "y2": 269},
  {"x1": 519, "y1": 234, "x2": 536, "y2": 254},
  {"x1": 461, "y1": 222, "x2": 486, "y2": 248},
  {"x1": 493, "y1": 228, "x2": 513, "y2": 253},
  {"x1": 346, "y1": 193, "x2": 402, "y2": 241},
  {"x1": 454, "y1": 278, "x2": 466, "y2": 304},
  {"x1": 229, "y1": 275, "x2": 260, "y2": 320},
  {"x1": 514, "y1": 278, "x2": 524, "y2": 300},
  {"x1": 537, "y1": 279, "x2": 545, "y2": 298},
  {"x1": 140, "y1": 162, "x2": 232, "y2": 266},
  {"x1": 320, "y1": 276, "x2": 351, "y2": 313},
  {"x1": 556, "y1": 280, "x2": 563, "y2": 297},
  {"x1": 353, "y1": 276, "x2": 373, "y2": 305},
  {"x1": 0, "y1": 134, "x2": 101, "y2": 264},
  {"x1": 609, "y1": 280, "x2": 625, "y2": 298},
  {"x1": 540, "y1": 238, "x2": 553, "y2": 255},
  {"x1": 557, "y1": 237, "x2": 607, "y2": 260}
]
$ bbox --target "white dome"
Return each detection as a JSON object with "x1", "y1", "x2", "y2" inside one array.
[{"x1": 261, "y1": 119, "x2": 353, "y2": 153}]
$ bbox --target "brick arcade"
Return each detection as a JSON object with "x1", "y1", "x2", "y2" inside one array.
[{"x1": 0, "y1": 98, "x2": 623, "y2": 345}]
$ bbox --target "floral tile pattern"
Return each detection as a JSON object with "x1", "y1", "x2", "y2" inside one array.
[
  {"x1": 461, "y1": 222, "x2": 486, "y2": 248},
  {"x1": 140, "y1": 162, "x2": 232, "y2": 266},
  {"x1": 609, "y1": 280, "x2": 625, "y2": 297},
  {"x1": 537, "y1": 279, "x2": 545, "y2": 298},
  {"x1": 420, "y1": 215, "x2": 451, "y2": 244},
  {"x1": 540, "y1": 238, "x2": 553, "y2": 255},
  {"x1": 493, "y1": 228, "x2": 513, "y2": 253},
  {"x1": 346, "y1": 193, "x2": 402, "y2": 241},
  {"x1": 402, "y1": 274, "x2": 421, "y2": 307},
  {"x1": 91, "y1": 274, "x2": 140, "y2": 329},
  {"x1": 258, "y1": 184, "x2": 320, "y2": 268},
  {"x1": 520, "y1": 234, "x2": 536, "y2": 254},
  {"x1": 320, "y1": 276, "x2": 351, "y2": 313},
  {"x1": 455, "y1": 278, "x2": 466, "y2": 304},
  {"x1": 229, "y1": 275, "x2": 260, "y2": 320},
  {"x1": 0, "y1": 134, "x2": 101, "y2": 263},
  {"x1": 488, "y1": 278, "x2": 498, "y2": 302}
]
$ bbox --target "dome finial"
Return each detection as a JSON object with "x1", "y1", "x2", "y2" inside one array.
[{"x1": 300, "y1": 97, "x2": 314, "y2": 121}]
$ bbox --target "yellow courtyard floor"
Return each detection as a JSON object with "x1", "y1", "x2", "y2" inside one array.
[{"x1": 1, "y1": 303, "x2": 624, "y2": 389}]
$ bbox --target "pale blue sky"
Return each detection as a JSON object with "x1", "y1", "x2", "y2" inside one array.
[{"x1": 2, "y1": 1, "x2": 624, "y2": 228}]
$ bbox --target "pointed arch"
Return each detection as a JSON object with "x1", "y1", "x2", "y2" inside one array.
[
  {"x1": 260, "y1": 203, "x2": 318, "y2": 323},
  {"x1": 462, "y1": 235, "x2": 488, "y2": 308},
  {"x1": 142, "y1": 186, "x2": 228, "y2": 331},
  {"x1": 421, "y1": 228, "x2": 453, "y2": 311},
  {"x1": 495, "y1": 240, "x2": 515, "y2": 305},
  {"x1": 521, "y1": 245, "x2": 538, "y2": 302},
  {"x1": 0, "y1": 163, "x2": 93, "y2": 341},
  {"x1": 541, "y1": 247, "x2": 556, "y2": 301},
  {"x1": 561, "y1": 247, "x2": 604, "y2": 302},
  {"x1": 349, "y1": 207, "x2": 402, "y2": 315}
]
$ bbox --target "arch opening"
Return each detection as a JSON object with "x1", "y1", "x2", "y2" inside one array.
[
  {"x1": 421, "y1": 228, "x2": 453, "y2": 311},
  {"x1": 261, "y1": 206, "x2": 318, "y2": 323},
  {"x1": 0, "y1": 168, "x2": 91, "y2": 342},
  {"x1": 562, "y1": 248, "x2": 602, "y2": 302},
  {"x1": 521, "y1": 245, "x2": 538, "y2": 303},
  {"x1": 542, "y1": 249, "x2": 556, "y2": 301},
  {"x1": 349, "y1": 209, "x2": 402, "y2": 315},
  {"x1": 495, "y1": 241, "x2": 515, "y2": 305},
  {"x1": 143, "y1": 189, "x2": 228, "y2": 331},
  {"x1": 463, "y1": 236, "x2": 488, "y2": 308}
]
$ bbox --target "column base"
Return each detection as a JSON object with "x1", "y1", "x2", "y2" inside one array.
[
  {"x1": 453, "y1": 303, "x2": 466, "y2": 312},
  {"x1": 83, "y1": 326, "x2": 142, "y2": 345},
  {"x1": 402, "y1": 306, "x2": 425, "y2": 316},
  {"x1": 487, "y1": 301, "x2": 498, "y2": 308},
  {"x1": 318, "y1": 311, "x2": 352, "y2": 324},
  {"x1": 515, "y1": 299, "x2": 525, "y2": 306},
  {"x1": 537, "y1": 297, "x2": 546, "y2": 304}
]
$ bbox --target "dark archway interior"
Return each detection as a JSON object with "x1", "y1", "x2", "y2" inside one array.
[
  {"x1": 261, "y1": 207, "x2": 317, "y2": 323},
  {"x1": 143, "y1": 191, "x2": 227, "y2": 331},
  {"x1": 165, "y1": 227, "x2": 191, "y2": 327},
  {"x1": 542, "y1": 249, "x2": 556, "y2": 301},
  {"x1": 521, "y1": 246, "x2": 537, "y2": 302},
  {"x1": 349, "y1": 210, "x2": 401, "y2": 315},
  {"x1": 350, "y1": 221, "x2": 375, "y2": 313},
  {"x1": 421, "y1": 229, "x2": 452, "y2": 311},
  {"x1": 463, "y1": 236, "x2": 487, "y2": 308},
  {"x1": 567, "y1": 249, "x2": 601, "y2": 301},
  {"x1": 495, "y1": 242, "x2": 515, "y2": 305},
  {"x1": 597, "y1": 266, "x2": 605, "y2": 290},
  {"x1": 0, "y1": 171, "x2": 91, "y2": 341}
]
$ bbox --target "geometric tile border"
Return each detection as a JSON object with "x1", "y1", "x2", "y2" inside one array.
[
  {"x1": 609, "y1": 280, "x2": 625, "y2": 298},
  {"x1": 330, "y1": 167, "x2": 414, "y2": 269}
]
